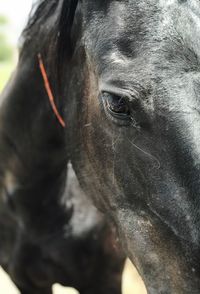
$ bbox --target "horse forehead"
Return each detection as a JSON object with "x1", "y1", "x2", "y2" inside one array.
[
  {"x1": 88, "y1": 1, "x2": 200, "y2": 43},
  {"x1": 159, "y1": 0, "x2": 200, "y2": 44},
  {"x1": 84, "y1": 1, "x2": 200, "y2": 81}
]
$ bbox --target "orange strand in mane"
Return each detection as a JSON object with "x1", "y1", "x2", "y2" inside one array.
[{"x1": 38, "y1": 53, "x2": 66, "y2": 128}]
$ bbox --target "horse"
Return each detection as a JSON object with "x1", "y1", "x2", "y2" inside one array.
[
  {"x1": 0, "y1": 165, "x2": 124, "y2": 294},
  {"x1": 0, "y1": 1, "x2": 124, "y2": 293},
  {"x1": 46, "y1": 0, "x2": 200, "y2": 293}
]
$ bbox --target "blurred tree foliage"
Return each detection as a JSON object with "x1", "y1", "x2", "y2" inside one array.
[
  {"x1": 0, "y1": 15, "x2": 8, "y2": 25},
  {"x1": 0, "y1": 14, "x2": 13, "y2": 62}
]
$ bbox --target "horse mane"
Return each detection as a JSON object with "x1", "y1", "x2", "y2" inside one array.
[
  {"x1": 20, "y1": 0, "x2": 79, "y2": 68},
  {"x1": 20, "y1": 0, "x2": 59, "y2": 47},
  {"x1": 22, "y1": 0, "x2": 78, "y2": 49}
]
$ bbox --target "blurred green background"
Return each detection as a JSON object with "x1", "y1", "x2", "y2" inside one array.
[
  {"x1": 0, "y1": 0, "x2": 32, "y2": 91},
  {"x1": 0, "y1": 14, "x2": 14, "y2": 91}
]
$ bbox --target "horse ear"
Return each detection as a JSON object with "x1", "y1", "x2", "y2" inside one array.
[{"x1": 57, "y1": 0, "x2": 79, "y2": 61}]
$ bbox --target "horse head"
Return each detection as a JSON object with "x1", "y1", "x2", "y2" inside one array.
[{"x1": 58, "y1": 0, "x2": 200, "y2": 292}]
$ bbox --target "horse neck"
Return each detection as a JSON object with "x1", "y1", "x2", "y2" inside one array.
[
  {"x1": 0, "y1": 45, "x2": 66, "y2": 181},
  {"x1": 0, "y1": 45, "x2": 69, "y2": 232}
]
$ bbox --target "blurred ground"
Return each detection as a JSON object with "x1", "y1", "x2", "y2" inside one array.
[
  {"x1": 0, "y1": 259, "x2": 146, "y2": 293},
  {"x1": 0, "y1": 266, "x2": 78, "y2": 294},
  {"x1": 123, "y1": 260, "x2": 146, "y2": 294}
]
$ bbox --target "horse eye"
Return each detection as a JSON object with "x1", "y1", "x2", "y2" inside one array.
[{"x1": 102, "y1": 92, "x2": 131, "y2": 120}]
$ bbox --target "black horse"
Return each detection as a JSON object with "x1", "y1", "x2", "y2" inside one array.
[
  {"x1": 0, "y1": 165, "x2": 124, "y2": 294},
  {"x1": 0, "y1": 1, "x2": 124, "y2": 293},
  {"x1": 46, "y1": 0, "x2": 200, "y2": 293}
]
